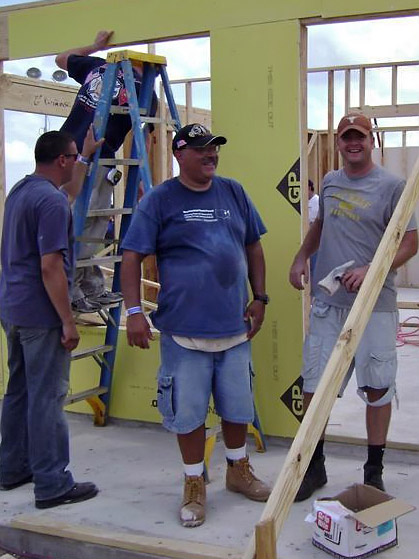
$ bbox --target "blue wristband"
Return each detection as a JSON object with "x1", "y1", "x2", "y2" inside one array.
[{"x1": 126, "y1": 306, "x2": 143, "y2": 317}]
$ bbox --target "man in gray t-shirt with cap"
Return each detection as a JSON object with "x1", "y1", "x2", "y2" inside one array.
[{"x1": 289, "y1": 113, "x2": 418, "y2": 501}]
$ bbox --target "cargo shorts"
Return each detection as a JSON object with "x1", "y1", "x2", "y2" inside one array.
[
  {"x1": 156, "y1": 333, "x2": 255, "y2": 434},
  {"x1": 301, "y1": 300, "x2": 398, "y2": 395}
]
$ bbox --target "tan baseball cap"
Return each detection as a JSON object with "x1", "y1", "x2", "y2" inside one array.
[{"x1": 337, "y1": 113, "x2": 372, "y2": 138}]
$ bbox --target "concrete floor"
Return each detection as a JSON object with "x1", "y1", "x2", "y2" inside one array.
[
  {"x1": 0, "y1": 409, "x2": 418, "y2": 559},
  {"x1": 1, "y1": 289, "x2": 419, "y2": 558}
]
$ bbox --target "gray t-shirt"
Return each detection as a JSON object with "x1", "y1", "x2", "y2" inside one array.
[{"x1": 313, "y1": 165, "x2": 417, "y2": 311}]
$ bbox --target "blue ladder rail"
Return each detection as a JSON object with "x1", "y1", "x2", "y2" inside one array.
[{"x1": 71, "y1": 50, "x2": 181, "y2": 424}]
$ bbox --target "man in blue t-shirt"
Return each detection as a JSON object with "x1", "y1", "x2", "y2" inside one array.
[
  {"x1": 56, "y1": 30, "x2": 158, "y2": 313},
  {"x1": 0, "y1": 130, "x2": 100, "y2": 509},
  {"x1": 121, "y1": 123, "x2": 271, "y2": 527}
]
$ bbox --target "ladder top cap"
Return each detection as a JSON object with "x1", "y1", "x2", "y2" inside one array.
[{"x1": 106, "y1": 50, "x2": 167, "y2": 66}]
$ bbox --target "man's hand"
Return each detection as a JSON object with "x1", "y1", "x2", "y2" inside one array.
[
  {"x1": 341, "y1": 265, "x2": 369, "y2": 292},
  {"x1": 289, "y1": 256, "x2": 309, "y2": 290},
  {"x1": 244, "y1": 300, "x2": 265, "y2": 340},
  {"x1": 81, "y1": 124, "x2": 104, "y2": 159},
  {"x1": 61, "y1": 320, "x2": 80, "y2": 351},
  {"x1": 126, "y1": 313, "x2": 154, "y2": 349},
  {"x1": 94, "y1": 30, "x2": 114, "y2": 51}
]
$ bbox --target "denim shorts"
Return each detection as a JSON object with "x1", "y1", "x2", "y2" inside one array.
[
  {"x1": 157, "y1": 334, "x2": 255, "y2": 434},
  {"x1": 301, "y1": 300, "x2": 398, "y2": 394}
]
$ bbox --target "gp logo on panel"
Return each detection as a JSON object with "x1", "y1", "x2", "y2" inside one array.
[{"x1": 276, "y1": 158, "x2": 301, "y2": 214}]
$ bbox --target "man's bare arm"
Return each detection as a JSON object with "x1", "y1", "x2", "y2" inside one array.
[
  {"x1": 41, "y1": 252, "x2": 79, "y2": 351},
  {"x1": 61, "y1": 124, "x2": 104, "y2": 202},
  {"x1": 245, "y1": 240, "x2": 266, "y2": 339},
  {"x1": 289, "y1": 217, "x2": 323, "y2": 290},
  {"x1": 121, "y1": 250, "x2": 154, "y2": 349},
  {"x1": 342, "y1": 229, "x2": 418, "y2": 292},
  {"x1": 55, "y1": 30, "x2": 114, "y2": 70}
]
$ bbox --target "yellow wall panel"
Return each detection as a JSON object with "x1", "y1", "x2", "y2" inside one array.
[
  {"x1": 212, "y1": 20, "x2": 304, "y2": 437},
  {"x1": 3, "y1": 0, "x2": 417, "y2": 60}
]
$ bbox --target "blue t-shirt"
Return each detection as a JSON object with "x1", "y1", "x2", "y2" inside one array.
[
  {"x1": 61, "y1": 55, "x2": 158, "y2": 159},
  {"x1": 122, "y1": 176, "x2": 267, "y2": 337},
  {"x1": 0, "y1": 175, "x2": 74, "y2": 328}
]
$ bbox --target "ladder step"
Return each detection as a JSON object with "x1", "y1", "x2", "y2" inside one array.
[
  {"x1": 87, "y1": 208, "x2": 133, "y2": 217},
  {"x1": 106, "y1": 50, "x2": 167, "y2": 66},
  {"x1": 65, "y1": 386, "x2": 108, "y2": 406},
  {"x1": 76, "y1": 255, "x2": 122, "y2": 268},
  {"x1": 109, "y1": 108, "x2": 162, "y2": 124},
  {"x1": 76, "y1": 236, "x2": 117, "y2": 245},
  {"x1": 99, "y1": 158, "x2": 142, "y2": 166},
  {"x1": 71, "y1": 344, "x2": 114, "y2": 361}
]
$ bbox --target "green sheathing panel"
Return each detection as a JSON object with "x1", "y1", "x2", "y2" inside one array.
[
  {"x1": 5, "y1": 0, "x2": 321, "y2": 59},
  {"x1": 66, "y1": 327, "x2": 163, "y2": 423},
  {"x1": 321, "y1": 0, "x2": 419, "y2": 18},
  {"x1": 0, "y1": 325, "x2": 164, "y2": 423},
  {"x1": 5, "y1": 0, "x2": 417, "y2": 60},
  {"x1": 211, "y1": 21, "x2": 303, "y2": 437}
]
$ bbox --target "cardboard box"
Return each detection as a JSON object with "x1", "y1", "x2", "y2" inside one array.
[{"x1": 305, "y1": 484, "x2": 415, "y2": 559}]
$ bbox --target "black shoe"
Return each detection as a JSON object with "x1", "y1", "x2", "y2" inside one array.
[
  {"x1": 35, "y1": 482, "x2": 98, "y2": 509},
  {"x1": 364, "y1": 464, "x2": 385, "y2": 491},
  {"x1": 89, "y1": 291, "x2": 123, "y2": 305},
  {"x1": 72, "y1": 297, "x2": 102, "y2": 313},
  {"x1": 0, "y1": 474, "x2": 33, "y2": 491},
  {"x1": 295, "y1": 456, "x2": 327, "y2": 502}
]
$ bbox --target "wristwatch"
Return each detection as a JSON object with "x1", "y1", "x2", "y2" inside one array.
[{"x1": 253, "y1": 294, "x2": 270, "y2": 305}]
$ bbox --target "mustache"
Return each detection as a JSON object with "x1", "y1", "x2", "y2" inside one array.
[{"x1": 202, "y1": 156, "x2": 218, "y2": 164}]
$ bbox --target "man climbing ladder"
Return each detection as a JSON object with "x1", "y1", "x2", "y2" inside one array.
[
  {"x1": 56, "y1": 30, "x2": 158, "y2": 313},
  {"x1": 62, "y1": 41, "x2": 182, "y2": 427}
]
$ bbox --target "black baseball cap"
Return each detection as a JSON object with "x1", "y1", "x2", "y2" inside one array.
[{"x1": 172, "y1": 123, "x2": 227, "y2": 152}]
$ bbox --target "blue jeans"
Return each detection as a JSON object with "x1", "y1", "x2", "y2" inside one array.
[
  {"x1": 0, "y1": 321, "x2": 74, "y2": 500},
  {"x1": 157, "y1": 334, "x2": 254, "y2": 434}
]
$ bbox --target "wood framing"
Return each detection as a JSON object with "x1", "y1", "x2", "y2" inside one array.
[
  {"x1": 11, "y1": 516, "x2": 242, "y2": 559},
  {"x1": 0, "y1": 73, "x2": 77, "y2": 116}
]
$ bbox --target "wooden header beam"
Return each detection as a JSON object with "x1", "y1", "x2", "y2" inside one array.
[{"x1": 0, "y1": 73, "x2": 76, "y2": 116}]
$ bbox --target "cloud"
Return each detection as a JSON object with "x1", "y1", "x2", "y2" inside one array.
[
  {"x1": 309, "y1": 16, "x2": 419, "y2": 67},
  {"x1": 5, "y1": 139, "x2": 33, "y2": 162}
]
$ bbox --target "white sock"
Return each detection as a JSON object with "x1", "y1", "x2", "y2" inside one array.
[
  {"x1": 183, "y1": 461, "x2": 204, "y2": 477},
  {"x1": 225, "y1": 444, "x2": 247, "y2": 461}
]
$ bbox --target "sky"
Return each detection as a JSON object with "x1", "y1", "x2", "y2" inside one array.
[{"x1": 1, "y1": 7, "x2": 419, "y2": 189}]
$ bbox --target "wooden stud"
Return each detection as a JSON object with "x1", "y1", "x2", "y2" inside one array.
[
  {"x1": 299, "y1": 24, "x2": 310, "y2": 335},
  {"x1": 344, "y1": 68, "x2": 350, "y2": 113},
  {"x1": 327, "y1": 70, "x2": 334, "y2": 172},
  {"x1": 359, "y1": 66, "x2": 365, "y2": 108},
  {"x1": 0, "y1": 14, "x2": 8, "y2": 61},
  {"x1": 11, "y1": 516, "x2": 242, "y2": 559},
  {"x1": 391, "y1": 65, "x2": 398, "y2": 106},
  {"x1": 185, "y1": 81, "x2": 193, "y2": 124},
  {"x1": 255, "y1": 519, "x2": 277, "y2": 559},
  {"x1": 243, "y1": 155, "x2": 419, "y2": 559}
]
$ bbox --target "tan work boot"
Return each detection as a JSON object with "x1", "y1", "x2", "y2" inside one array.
[
  {"x1": 226, "y1": 456, "x2": 271, "y2": 502},
  {"x1": 179, "y1": 474, "x2": 206, "y2": 528}
]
